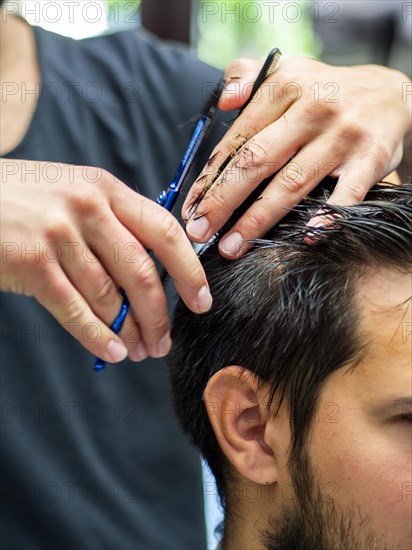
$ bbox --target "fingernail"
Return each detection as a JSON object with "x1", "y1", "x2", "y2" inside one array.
[
  {"x1": 186, "y1": 216, "x2": 210, "y2": 242},
  {"x1": 196, "y1": 285, "x2": 213, "y2": 313},
  {"x1": 107, "y1": 340, "x2": 128, "y2": 363},
  {"x1": 152, "y1": 333, "x2": 172, "y2": 358},
  {"x1": 219, "y1": 232, "x2": 243, "y2": 256},
  {"x1": 136, "y1": 342, "x2": 148, "y2": 362},
  {"x1": 306, "y1": 217, "x2": 325, "y2": 229},
  {"x1": 184, "y1": 202, "x2": 197, "y2": 222}
]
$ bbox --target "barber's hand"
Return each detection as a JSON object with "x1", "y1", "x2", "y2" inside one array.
[
  {"x1": 184, "y1": 57, "x2": 412, "y2": 258},
  {"x1": 1, "y1": 159, "x2": 212, "y2": 362}
]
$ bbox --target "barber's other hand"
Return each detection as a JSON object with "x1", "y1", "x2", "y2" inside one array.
[
  {"x1": 183, "y1": 57, "x2": 412, "y2": 258},
  {"x1": 1, "y1": 159, "x2": 212, "y2": 362}
]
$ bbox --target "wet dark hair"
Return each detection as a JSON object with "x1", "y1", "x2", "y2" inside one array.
[{"x1": 168, "y1": 181, "x2": 412, "y2": 508}]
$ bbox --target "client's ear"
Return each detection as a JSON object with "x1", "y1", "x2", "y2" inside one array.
[{"x1": 204, "y1": 366, "x2": 281, "y2": 485}]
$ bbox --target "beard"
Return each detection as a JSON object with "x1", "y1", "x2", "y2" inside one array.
[{"x1": 260, "y1": 449, "x2": 392, "y2": 550}]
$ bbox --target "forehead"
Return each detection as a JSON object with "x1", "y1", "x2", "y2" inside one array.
[
  {"x1": 325, "y1": 267, "x2": 411, "y2": 405},
  {"x1": 357, "y1": 267, "x2": 411, "y2": 354}
]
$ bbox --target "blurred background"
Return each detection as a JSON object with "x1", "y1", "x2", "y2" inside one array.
[{"x1": 6, "y1": 0, "x2": 411, "y2": 75}]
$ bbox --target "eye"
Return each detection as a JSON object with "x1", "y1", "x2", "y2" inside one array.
[{"x1": 399, "y1": 415, "x2": 412, "y2": 424}]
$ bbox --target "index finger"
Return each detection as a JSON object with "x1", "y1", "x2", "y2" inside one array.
[
  {"x1": 111, "y1": 188, "x2": 213, "y2": 315},
  {"x1": 182, "y1": 64, "x2": 293, "y2": 225}
]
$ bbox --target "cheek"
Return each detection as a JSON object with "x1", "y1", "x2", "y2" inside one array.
[{"x1": 309, "y1": 423, "x2": 412, "y2": 542}]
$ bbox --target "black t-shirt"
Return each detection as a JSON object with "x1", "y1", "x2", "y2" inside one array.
[{"x1": 1, "y1": 26, "x2": 228, "y2": 550}]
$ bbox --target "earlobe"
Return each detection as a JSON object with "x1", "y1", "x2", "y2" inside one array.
[{"x1": 204, "y1": 366, "x2": 279, "y2": 486}]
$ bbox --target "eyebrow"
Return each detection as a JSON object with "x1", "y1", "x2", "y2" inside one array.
[{"x1": 369, "y1": 397, "x2": 412, "y2": 416}]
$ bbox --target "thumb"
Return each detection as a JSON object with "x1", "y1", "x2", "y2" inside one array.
[{"x1": 219, "y1": 59, "x2": 263, "y2": 111}]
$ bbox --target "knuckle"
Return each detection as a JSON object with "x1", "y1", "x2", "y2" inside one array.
[
  {"x1": 185, "y1": 263, "x2": 205, "y2": 285},
  {"x1": 151, "y1": 312, "x2": 170, "y2": 334},
  {"x1": 339, "y1": 180, "x2": 366, "y2": 203},
  {"x1": 302, "y1": 100, "x2": 337, "y2": 125},
  {"x1": 277, "y1": 163, "x2": 307, "y2": 194},
  {"x1": 238, "y1": 139, "x2": 267, "y2": 169},
  {"x1": 134, "y1": 257, "x2": 159, "y2": 292},
  {"x1": 338, "y1": 120, "x2": 366, "y2": 144},
  {"x1": 281, "y1": 80, "x2": 303, "y2": 103},
  {"x1": 208, "y1": 185, "x2": 230, "y2": 212},
  {"x1": 157, "y1": 211, "x2": 182, "y2": 247},
  {"x1": 172, "y1": 251, "x2": 205, "y2": 287},
  {"x1": 239, "y1": 210, "x2": 266, "y2": 235},
  {"x1": 368, "y1": 138, "x2": 391, "y2": 171},
  {"x1": 93, "y1": 276, "x2": 117, "y2": 307},
  {"x1": 44, "y1": 214, "x2": 72, "y2": 242},
  {"x1": 70, "y1": 187, "x2": 101, "y2": 217},
  {"x1": 347, "y1": 183, "x2": 365, "y2": 203},
  {"x1": 349, "y1": 183, "x2": 366, "y2": 203},
  {"x1": 61, "y1": 293, "x2": 87, "y2": 324}
]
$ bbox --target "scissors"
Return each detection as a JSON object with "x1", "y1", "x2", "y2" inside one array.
[
  {"x1": 94, "y1": 79, "x2": 225, "y2": 371},
  {"x1": 187, "y1": 47, "x2": 282, "y2": 222},
  {"x1": 94, "y1": 47, "x2": 281, "y2": 371}
]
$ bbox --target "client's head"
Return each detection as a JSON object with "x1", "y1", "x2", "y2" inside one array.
[{"x1": 169, "y1": 182, "x2": 412, "y2": 550}]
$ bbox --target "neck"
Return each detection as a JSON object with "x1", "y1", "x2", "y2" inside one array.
[
  {"x1": 0, "y1": 14, "x2": 40, "y2": 155},
  {"x1": 222, "y1": 519, "x2": 266, "y2": 550},
  {"x1": 221, "y1": 483, "x2": 278, "y2": 550},
  {"x1": 0, "y1": 14, "x2": 35, "y2": 81}
]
